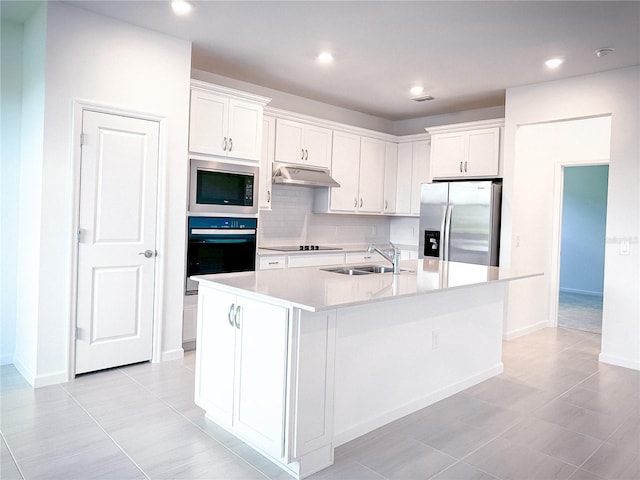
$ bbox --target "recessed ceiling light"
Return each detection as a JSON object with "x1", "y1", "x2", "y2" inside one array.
[
  {"x1": 545, "y1": 57, "x2": 564, "y2": 69},
  {"x1": 595, "y1": 47, "x2": 615, "y2": 58},
  {"x1": 412, "y1": 95, "x2": 435, "y2": 102},
  {"x1": 410, "y1": 86, "x2": 424, "y2": 96},
  {"x1": 171, "y1": 1, "x2": 193, "y2": 15},
  {"x1": 317, "y1": 52, "x2": 334, "y2": 64}
]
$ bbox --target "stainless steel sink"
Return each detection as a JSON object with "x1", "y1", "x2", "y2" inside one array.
[
  {"x1": 321, "y1": 264, "x2": 413, "y2": 275},
  {"x1": 321, "y1": 267, "x2": 373, "y2": 275}
]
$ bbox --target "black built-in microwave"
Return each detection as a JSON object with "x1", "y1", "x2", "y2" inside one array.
[{"x1": 189, "y1": 159, "x2": 259, "y2": 215}]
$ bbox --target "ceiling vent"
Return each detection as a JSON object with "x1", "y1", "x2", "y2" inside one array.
[{"x1": 412, "y1": 95, "x2": 435, "y2": 102}]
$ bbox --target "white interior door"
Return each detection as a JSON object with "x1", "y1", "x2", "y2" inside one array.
[{"x1": 75, "y1": 110, "x2": 160, "y2": 374}]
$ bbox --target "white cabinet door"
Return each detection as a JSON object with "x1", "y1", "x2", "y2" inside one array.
[
  {"x1": 227, "y1": 99, "x2": 263, "y2": 161},
  {"x1": 411, "y1": 140, "x2": 430, "y2": 215},
  {"x1": 329, "y1": 130, "x2": 361, "y2": 212},
  {"x1": 275, "y1": 118, "x2": 305, "y2": 164},
  {"x1": 189, "y1": 90, "x2": 229, "y2": 157},
  {"x1": 195, "y1": 288, "x2": 236, "y2": 425},
  {"x1": 383, "y1": 142, "x2": 398, "y2": 214},
  {"x1": 431, "y1": 127, "x2": 501, "y2": 179},
  {"x1": 274, "y1": 119, "x2": 332, "y2": 169},
  {"x1": 259, "y1": 115, "x2": 276, "y2": 209},
  {"x1": 358, "y1": 137, "x2": 385, "y2": 213},
  {"x1": 189, "y1": 86, "x2": 265, "y2": 161},
  {"x1": 395, "y1": 143, "x2": 413, "y2": 215},
  {"x1": 233, "y1": 297, "x2": 289, "y2": 459},
  {"x1": 194, "y1": 288, "x2": 289, "y2": 459},
  {"x1": 431, "y1": 132, "x2": 465, "y2": 178},
  {"x1": 304, "y1": 124, "x2": 333, "y2": 169},
  {"x1": 466, "y1": 127, "x2": 500, "y2": 177}
]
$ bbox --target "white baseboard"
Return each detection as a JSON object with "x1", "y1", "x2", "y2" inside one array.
[
  {"x1": 503, "y1": 320, "x2": 548, "y2": 341},
  {"x1": 13, "y1": 356, "x2": 68, "y2": 388},
  {"x1": 599, "y1": 353, "x2": 640, "y2": 371},
  {"x1": 182, "y1": 340, "x2": 196, "y2": 351},
  {"x1": 161, "y1": 348, "x2": 184, "y2": 362},
  {"x1": 333, "y1": 363, "x2": 504, "y2": 447}
]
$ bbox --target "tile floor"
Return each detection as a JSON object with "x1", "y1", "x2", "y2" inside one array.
[
  {"x1": 1, "y1": 327, "x2": 638, "y2": 479},
  {"x1": 558, "y1": 292, "x2": 603, "y2": 334}
]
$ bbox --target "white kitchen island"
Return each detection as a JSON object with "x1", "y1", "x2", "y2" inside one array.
[{"x1": 191, "y1": 259, "x2": 539, "y2": 479}]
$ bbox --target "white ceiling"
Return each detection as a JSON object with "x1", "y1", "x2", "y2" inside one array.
[{"x1": 8, "y1": 1, "x2": 640, "y2": 121}]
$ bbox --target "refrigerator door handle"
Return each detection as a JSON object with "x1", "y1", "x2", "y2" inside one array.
[
  {"x1": 439, "y1": 205, "x2": 447, "y2": 260},
  {"x1": 443, "y1": 204, "x2": 453, "y2": 261}
]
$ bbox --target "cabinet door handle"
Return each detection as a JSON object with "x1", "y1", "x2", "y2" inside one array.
[
  {"x1": 385, "y1": 200, "x2": 388, "y2": 210},
  {"x1": 234, "y1": 305, "x2": 241, "y2": 329},
  {"x1": 354, "y1": 197, "x2": 358, "y2": 207},
  {"x1": 305, "y1": 149, "x2": 309, "y2": 160},
  {"x1": 459, "y1": 161, "x2": 463, "y2": 172},
  {"x1": 464, "y1": 161, "x2": 467, "y2": 172},
  {"x1": 223, "y1": 137, "x2": 228, "y2": 151},
  {"x1": 360, "y1": 198, "x2": 363, "y2": 208},
  {"x1": 227, "y1": 304, "x2": 235, "y2": 327},
  {"x1": 267, "y1": 190, "x2": 271, "y2": 203},
  {"x1": 229, "y1": 138, "x2": 233, "y2": 152},
  {"x1": 301, "y1": 148, "x2": 305, "y2": 160}
]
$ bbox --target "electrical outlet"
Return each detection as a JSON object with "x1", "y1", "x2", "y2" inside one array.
[
  {"x1": 432, "y1": 330, "x2": 440, "y2": 349},
  {"x1": 620, "y1": 240, "x2": 630, "y2": 255}
]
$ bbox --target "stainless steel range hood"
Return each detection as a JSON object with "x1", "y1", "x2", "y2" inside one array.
[{"x1": 272, "y1": 163, "x2": 340, "y2": 188}]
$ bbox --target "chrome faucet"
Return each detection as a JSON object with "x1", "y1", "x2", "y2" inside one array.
[{"x1": 368, "y1": 242, "x2": 402, "y2": 274}]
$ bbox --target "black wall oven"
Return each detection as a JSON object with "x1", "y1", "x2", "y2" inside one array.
[{"x1": 186, "y1": 216, "x2": 257, "y2": 294}]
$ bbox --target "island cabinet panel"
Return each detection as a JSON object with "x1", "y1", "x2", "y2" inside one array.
[
  {"x1": 195, "y1": 286, "x2": 289, "y2": 459},
  {"x1": 289, "y1": 310, "x2": 337, "y2": 460}
]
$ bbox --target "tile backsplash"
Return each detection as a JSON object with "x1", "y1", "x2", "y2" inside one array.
[{"x1": 259, "y1": 185, "x2": 390, "y2": 246}]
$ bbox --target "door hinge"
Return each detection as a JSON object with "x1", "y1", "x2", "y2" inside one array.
[
  {"x1": 80, "y1": 133, "x2": 86, "y2": 146},
  {"x1": 74, "y1": 327, "x2": 79, "y2": 340},
  {"x1": 77, "y1": 228, "x2": 81, "y2": 243}
]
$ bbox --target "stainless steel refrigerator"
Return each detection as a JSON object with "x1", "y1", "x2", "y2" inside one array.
[{"x1": 418, "y1": 181, "x2": 502, "y2": 266}]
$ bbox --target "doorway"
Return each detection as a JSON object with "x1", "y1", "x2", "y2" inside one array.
[
  {"x1": 74, "y1": 110, "x2": 160, "y2": 374},
  {"x1": 557, "y1": 165, "x2": 609, "y2": 333}
]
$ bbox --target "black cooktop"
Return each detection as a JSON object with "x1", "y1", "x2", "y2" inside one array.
[{"x1": 261, "y1": 245, "x2": 343, "y2": 252}]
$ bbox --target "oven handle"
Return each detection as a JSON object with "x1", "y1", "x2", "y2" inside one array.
[{"x1": 190, "y1": 228, "x2": 256, "y2": 235}]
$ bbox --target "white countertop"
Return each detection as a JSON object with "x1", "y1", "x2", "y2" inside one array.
[{"x1": 192, "y1": 259, "x2": 541, "y2": 312}]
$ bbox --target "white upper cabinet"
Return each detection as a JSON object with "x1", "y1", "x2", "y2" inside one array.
[
  {"x1": 358, "y1": 137, "x2": 385, "y2": 213},
  {"x1": 429, "y1": 120, "x2": 503, "y2": 179},
  {"x1": 383, "y1": 142, "x2": 398, "y2": 214},
  {"x1": 189, "y1": 81, "x2": 270, "y2": 162},
  {"x1": 328, "y1": 130, "x2": 361, "y2": 212},
  {"x1": 259, "y1": 115, "x2": 276, "y2": 210},
  {"x1": 395, "y1": 140, "x2": 430, "y2": 216},
  {"x1": 316, "y1": 132, "x2": 385, "y2": 214},
  {"x1": 275, "y1": 118, "x2": 332, "y2": 169}
]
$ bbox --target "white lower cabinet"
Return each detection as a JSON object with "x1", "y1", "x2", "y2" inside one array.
[
  {"x1": 195, "y1": 287, "x2": 288, "y2": 459},
  {"x1": 195, "y1": 285, "x2": 337, "y2": 478}
]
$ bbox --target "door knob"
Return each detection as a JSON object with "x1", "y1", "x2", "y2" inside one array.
[{"x1": 139, "y1": 250, "x2": 154, "y2": 258}]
